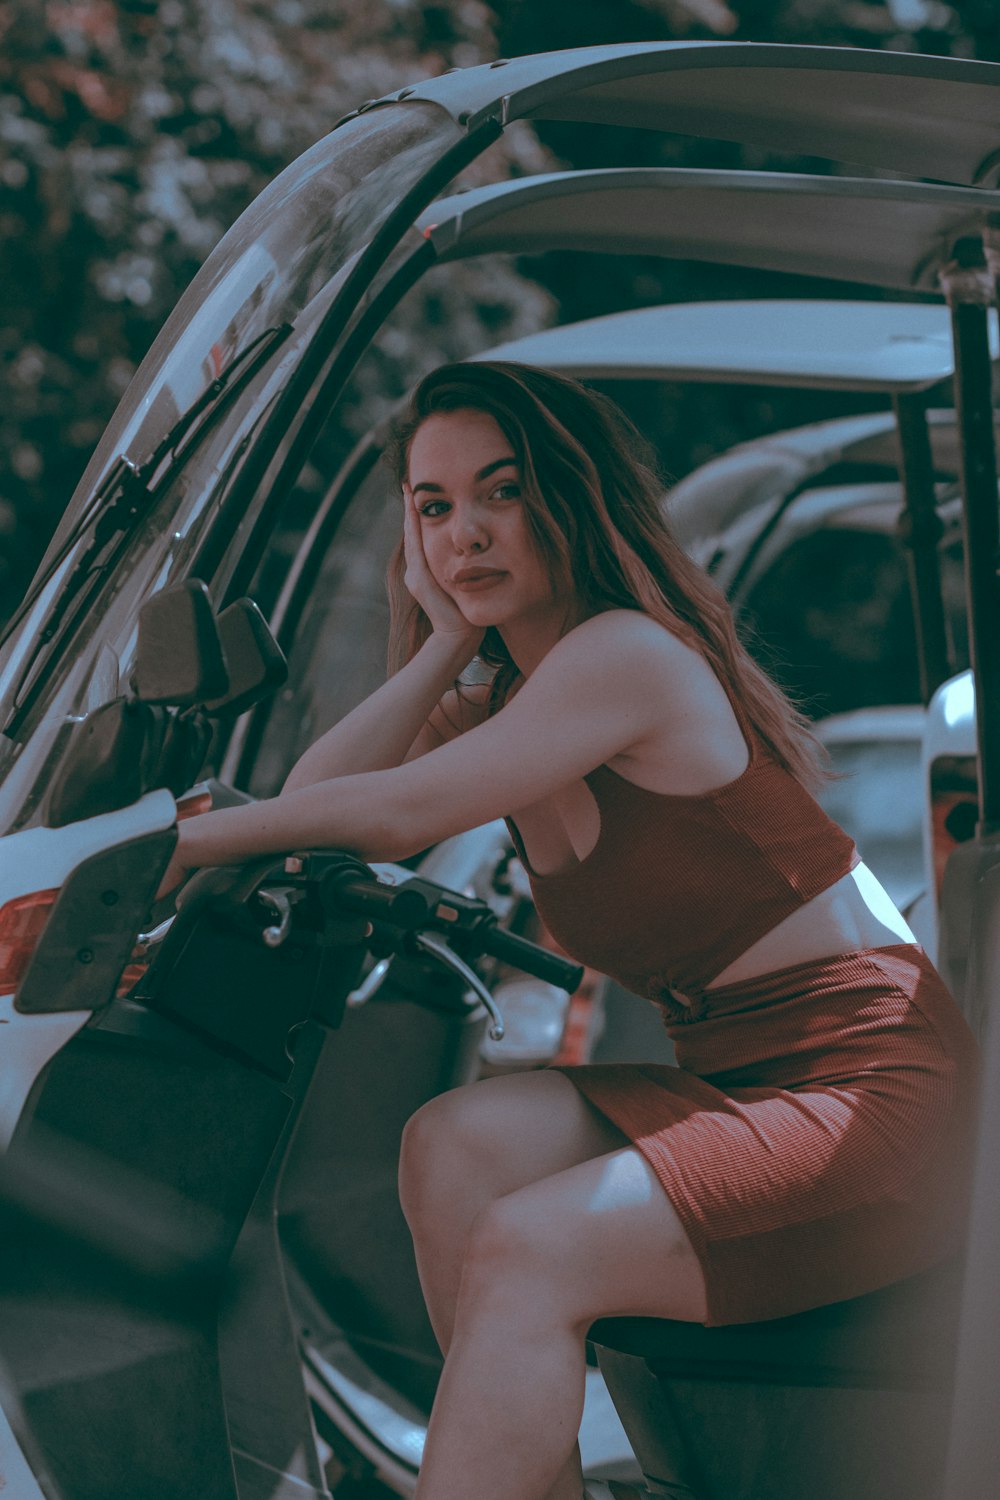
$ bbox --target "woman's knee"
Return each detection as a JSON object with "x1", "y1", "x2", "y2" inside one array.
[
  {"x1": 457, "y1": 1193, "x2": 569, "y2": 1322},
  {"x1": 398, "y1": 1083, "x2": 495, "y2": 1228},
  {"x1": 398, "y1": 1070, "x2": 625, "y2": 1238}
]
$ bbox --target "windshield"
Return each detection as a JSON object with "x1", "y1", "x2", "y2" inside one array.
[
  {"x1": 0, "y1": 100, "x2": 462, "y2": 833},
  {"x1": 33, "y1": 101, "x2": 460, "y2": 574}
]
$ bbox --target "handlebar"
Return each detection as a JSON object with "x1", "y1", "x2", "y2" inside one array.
[
  {"x1": 318, "y1": 863, "x2": 433, "y2": 932},
  {"x1": 147, "y1": 850, "x2": 583, "y2": 1031},
  {"x1": 136, "y1": 844, "x2": 581, "y2": 1063},
  {"x1": 475, "y1": 922, "x2": 584, "y2": 993},
  {"x1": 311, "y1": 853, "x2": 584, "y2": 995}
]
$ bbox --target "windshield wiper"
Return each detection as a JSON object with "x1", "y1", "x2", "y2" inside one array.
[
  {"x1": 1, "y1": 325, "x2": 292, "y2": 652},
  {"x1": 2, "y1": 325, "x2": 292, "y2": 738}
]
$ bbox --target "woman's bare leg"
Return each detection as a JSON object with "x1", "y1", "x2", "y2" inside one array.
[
  {"x1": 399, "y1": 1071, "x2": 705, "y2": 1499},
  {"x1": 411, "y1": 1144, "x2": 708, "y2": 1500},
  {"x1": 398, "y1": 1070, "x2": 633, "y2": 1499},
  {"x1": 399, "y1": 1071, "x2": 628, "y2": 1346}
]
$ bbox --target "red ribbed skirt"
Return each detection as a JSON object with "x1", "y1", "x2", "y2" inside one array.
[{"x1": 556, "y1": 944, "x2": 979, "y2": 1326}]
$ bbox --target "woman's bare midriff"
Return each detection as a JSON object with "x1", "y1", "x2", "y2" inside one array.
[{"x1": 702, "y1": 861, "x2": 917, "y2": 994}]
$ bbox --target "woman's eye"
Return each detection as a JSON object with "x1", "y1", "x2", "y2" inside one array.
[{"x1": 416, "y1": 482, "x2": 519, "y2": 517}]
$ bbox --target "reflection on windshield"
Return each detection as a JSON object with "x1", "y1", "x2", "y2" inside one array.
[
  {"x1": 0, "y1": 324, "x2": 292, "y2": 737},
  {"x1": 40, "y1": 103, "x2": 461, "y2": 570}
]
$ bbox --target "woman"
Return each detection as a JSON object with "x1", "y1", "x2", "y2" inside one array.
[{"x1": 158, "y1": 362, "x2": 979, "y2": 1500}]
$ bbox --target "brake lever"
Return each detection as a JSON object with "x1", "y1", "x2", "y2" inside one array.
[
  {"x1": 258, "y1": 887, "x2": 293, "y2": 948},
  {"x1": 136, "y1": 871, "x2": 294, "y2": 957},
  {"x1": 134, "y1": 916, "x2": 176, "y2": 954},
  {"x1": 412, "y1": 930, "x2": 506, "y2": 1041},
  {"x1": 346, "y1": 956, "x2": 393, "y2": 1007}
]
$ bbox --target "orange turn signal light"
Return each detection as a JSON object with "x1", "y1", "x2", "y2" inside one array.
[
  {"x1": 176, "y1": 789, "x2": 213, "y2": 821},
  {"x1": 0, "y1": 888, "x2": 59, "y2": 992}
]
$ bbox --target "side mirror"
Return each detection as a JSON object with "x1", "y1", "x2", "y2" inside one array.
[
  {"x1": 204, "y1": 599, "x2": 288, "y2": 717},
  {"x1": 131, "y1": 580, "x2": 229, "y2": 706}
]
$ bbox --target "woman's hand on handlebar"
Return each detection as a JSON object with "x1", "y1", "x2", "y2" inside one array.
[
  {"x1": 156, "y1": 846, "x2": 193, "y2": 902},
  {"x1": 402, "y1": 483, "x2": 484, "y2": 650}
]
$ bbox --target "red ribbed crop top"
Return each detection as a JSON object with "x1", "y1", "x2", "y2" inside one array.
[{"x1": 505, "y1": 704, "x2": 859, "y2": 1008}]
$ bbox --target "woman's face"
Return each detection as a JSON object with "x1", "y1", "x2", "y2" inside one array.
[{"x1": 407, "y1": 408, "x2": 566, "y2": 630}]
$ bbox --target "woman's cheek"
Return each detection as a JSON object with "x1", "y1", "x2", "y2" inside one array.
[{"x1": 424, "y1": 541, "x2": 451, "y2": 592}]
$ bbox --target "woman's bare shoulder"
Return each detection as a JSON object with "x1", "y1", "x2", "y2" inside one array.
[
  {"x1": 550, "y1": 611, "x2": 730, "y2": 728},
  {"x1": 556, "y1": 609, "x2": 700, "y2": 674}
]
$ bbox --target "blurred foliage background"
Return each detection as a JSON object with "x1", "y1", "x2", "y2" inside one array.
[{"x1": 1, "y1": 0, "x2": 997, "y2": 620}]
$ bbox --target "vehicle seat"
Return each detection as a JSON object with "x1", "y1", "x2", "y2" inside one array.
[{"x1": 588, "y1": 1259, "x2": 963, "y2": 1500}]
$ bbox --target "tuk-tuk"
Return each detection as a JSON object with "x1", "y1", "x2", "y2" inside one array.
[{"x1": 1, "y1": 39, "x2": 998, "y2": 1500}]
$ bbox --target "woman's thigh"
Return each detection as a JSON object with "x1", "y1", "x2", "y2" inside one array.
[
  {"x1": 399, "y1": 1069, "x2": 631, "y2": 1222},
  {"x1": 463, "y1": 1145, "x2": 709, "y2": 1327}
]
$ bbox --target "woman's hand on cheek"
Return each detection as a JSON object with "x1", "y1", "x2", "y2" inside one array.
[{"x1": 402, "y1": 483, "x2": 484, "y2": 647}]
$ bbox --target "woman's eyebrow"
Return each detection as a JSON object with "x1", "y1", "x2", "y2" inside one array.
[{"x1": 411, "y1": 456, "x2": 518, "y2": 495}]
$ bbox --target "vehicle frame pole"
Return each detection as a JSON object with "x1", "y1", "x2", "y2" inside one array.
[
  {"x1": 942, "y1": 221, "x2": 1000, "y2": 1500},
  {"x1": 940, "y1": 239, "x2": 1000, "y2": 833},
  {"x1": 891, "y1": 389, "x2": 951, "y2": 704}
]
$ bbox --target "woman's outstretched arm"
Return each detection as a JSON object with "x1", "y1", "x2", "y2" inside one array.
[
  {"x1": 282, "y1": 629, "x2": 480, "y2": 792},
  {"x1": 160, "y1": 610, "x2": 668, "y2": 896}
]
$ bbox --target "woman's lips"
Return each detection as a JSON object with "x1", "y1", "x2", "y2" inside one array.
[{"x1": 453, "y1": 571, "x2": 506, "y2": 592}]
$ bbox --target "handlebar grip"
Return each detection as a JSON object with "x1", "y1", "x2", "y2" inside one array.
[
  {"x1": 319, "y1": 865, "x2": 432, "y2": 930},
  {"x1": 477, "y1": 923, "x2": 584, "y2": 993}
]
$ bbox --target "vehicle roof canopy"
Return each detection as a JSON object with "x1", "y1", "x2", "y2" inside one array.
[
  {"x1": 474, "y1": 300, "x2": 999, "y2": 393},
  {"x1": 390, "y1": 42, "x2": 1000, "y2": 186},
  {"x1": 418, "y1": 169, "x2": 1000, "y2": 292},
  {"x1": 43, "y1": 46, "x2": 1000, "y2": 566}
]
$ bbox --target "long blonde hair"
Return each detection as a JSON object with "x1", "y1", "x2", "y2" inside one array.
[{"x1": 384, "y1": 361, "x2": 825, "y2": 787}]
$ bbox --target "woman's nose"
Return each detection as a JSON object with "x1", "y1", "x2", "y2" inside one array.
[{"x1": 451, "y1": 505, "x2": 489, "y2": 551}]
